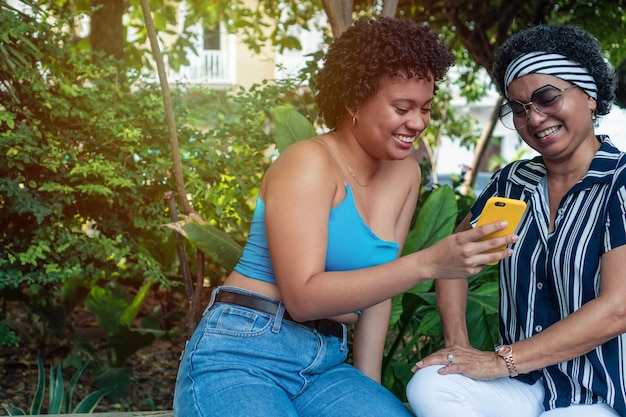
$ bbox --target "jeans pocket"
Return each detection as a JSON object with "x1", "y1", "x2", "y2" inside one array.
[{"x1": 203, "y1": 305, "x2": 272, "y2": 337}]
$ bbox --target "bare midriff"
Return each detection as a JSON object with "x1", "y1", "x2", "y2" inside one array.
[{"x1": 222, "y1": 271, "x2": 358, "y2": 325}]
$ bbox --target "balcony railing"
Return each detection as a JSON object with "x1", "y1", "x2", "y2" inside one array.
[{"x1": 168, "y1": 50, "x2": 235, "y2": 86}]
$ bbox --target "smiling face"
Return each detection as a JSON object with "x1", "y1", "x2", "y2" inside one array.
[
  {"x1": 352, "y1": 74, "x2": 435, "y2": 161},
  {"x1": 507, "y1": 73, "x2": 597, "y2": 163}
]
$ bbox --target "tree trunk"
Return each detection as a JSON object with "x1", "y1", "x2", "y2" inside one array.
[
  {"x1": 140, "y1": 0, "x2": 201, "y2": 336},
  {"x1": 461, "y1": 95, "x2": 504, "y2": 195},
  {"x1": 322, "y1": 0, "x2": 353, "y2": 38},
  {"x1": 90, "y1": 0, "x2": 126, "y2": 60},
  {"x1": 139, "y1": 0, "x2": 193, "y2": 216}
]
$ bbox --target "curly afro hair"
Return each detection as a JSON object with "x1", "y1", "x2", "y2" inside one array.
[
  {"x1": 492, "y1": 24, "x2": 616, "y2": 116},
  {"x1": 315, "y1": 17, "x2": 454, "y2": 129}
]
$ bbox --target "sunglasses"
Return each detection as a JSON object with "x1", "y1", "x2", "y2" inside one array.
[{"x1": 499, "y1": 84, "x2": 579, "y2": 130}]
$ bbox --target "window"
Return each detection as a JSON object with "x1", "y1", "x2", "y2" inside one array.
[{"x1": 203, "y1": 23, "x2": 220, "y2": 50}]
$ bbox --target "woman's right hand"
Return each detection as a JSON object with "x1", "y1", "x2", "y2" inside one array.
[{"x1": 421, "y1": 220, "x2": 517, "y2": 279}]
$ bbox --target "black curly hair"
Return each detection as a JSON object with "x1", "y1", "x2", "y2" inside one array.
[
  {"x1": 492, "y1": 24, "x2": 616, "y2": 116},
  {"x1": 315, "y1": 17, "x2": 455, "y2": 129}
]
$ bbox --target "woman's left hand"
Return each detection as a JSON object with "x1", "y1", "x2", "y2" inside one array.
[{"x1": 411, "y1": 344, "x2": 508, "y2": 381}]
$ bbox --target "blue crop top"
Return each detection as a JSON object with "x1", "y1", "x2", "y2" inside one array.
[{"x1": 233, "y1": 185, "x2": 400, "y2": 283}]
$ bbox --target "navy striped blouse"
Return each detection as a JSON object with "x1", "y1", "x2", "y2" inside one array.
[{"x1": 471, "y1": 136, "x2": 626, "y2": 414}]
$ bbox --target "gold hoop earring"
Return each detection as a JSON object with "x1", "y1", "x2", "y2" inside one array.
[{"x1": 352, "y1": 116, "x2": 356, "y2": 126}]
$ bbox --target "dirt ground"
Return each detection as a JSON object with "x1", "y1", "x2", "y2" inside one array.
[
  {"x1": 0, "y1": 337, "x2": 184, "y2": 414},
  {"x1": 0, "y1": 287, "x2": 203, "y2": 415}
]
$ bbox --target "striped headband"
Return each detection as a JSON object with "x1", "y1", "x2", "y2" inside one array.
[{"x1": 504, "y1": 51, "x2": 597, "y2": 100}]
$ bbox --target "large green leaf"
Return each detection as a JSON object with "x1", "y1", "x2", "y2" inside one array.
[
  {"x1": 109, "y1": 326, "x2": 164, "y2": 367},
  {"x1": 86, "y1": 284, "x2": 132, "y2": 336},
  {"x1": 272, "y1": 104, "x2": 317, "y2": 152},
  {"x1": 183, "y1": 221, "x2": 243, "y2": 272},
  {"x1": 402, "y1": 185, "x2": 458, "y2": 256},
  {"x1": 119, "y1": 278, "x2": 153, "y2": 327},
  {"x1": 466, "y1": 281, "x2": 500, "y2": 350},
  {"x1": 93, "y1": 366, "x2": 133, "y2": 403}
]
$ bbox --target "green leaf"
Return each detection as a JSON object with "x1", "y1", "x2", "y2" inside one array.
[
  {"x1": 183, "y1": 220, "x2": 243, "y2": 272},
  {"x1": 86, "y1": 284, "x2": 131, "y2": 336},
  {"x1": 466, "y1": 287, "x2": 500, "y2": 350},
  {"x1": 29, "y1": 355, "x2": 45, "y2": 415},
  {"x1": 48, "y1": 364, "x2": 64, "y2": 414},
  {"x1": 108, "y1": 326, "x2": 163, "y2": 367},
  {"x1": 2, "y1": 406, "x2": 26, "y2": 415},
  {"x1": 416, "y1": 310, "x2": 443, "y2": 336},
  {"x1": 119, "y1": 278, "x2": 153, "y2": 326},
  {"x1": 94, "y1": 366, "x2": 133, "y2": 403},
  {"x1": 72, "y1": 388, "x2": 111, "y2": 413},
  {"x1": 64, "y1": 361, "x2": 90, "y2": 413},
  {"x1": 272, "y1": 104, "x2": 317, "y2": 152},
  {"x1": 402, "y1": 185, "x2": 457, "y2": 256}
]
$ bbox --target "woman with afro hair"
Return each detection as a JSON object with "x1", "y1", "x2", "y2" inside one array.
[
  {"x1": 408, "y1": 24, "x2": 626, "y2": 417},
  {"x1": 173, "y1": 16, "x2": 518, "y2": 417}
]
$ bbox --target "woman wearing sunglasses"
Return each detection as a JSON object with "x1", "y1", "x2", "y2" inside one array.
[{"x1": 407, "y1": 24, "x2": 625, "y2": 416}]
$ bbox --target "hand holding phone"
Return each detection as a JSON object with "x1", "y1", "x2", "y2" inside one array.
[{"x1": 476, "y1": 197, "x2": 527, "y2": 264}]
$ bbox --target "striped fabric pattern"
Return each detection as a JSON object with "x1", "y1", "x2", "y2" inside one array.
[
  {"x1": 470, "y1": 136, "x2": 626, "y2": 414},
  {"x1": 504, "y1": 51, "x2": 598, "y2": 100}
]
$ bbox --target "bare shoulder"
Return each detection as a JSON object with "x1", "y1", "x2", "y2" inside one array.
[
  {"x1": 262, "y1": 137, "x2": 339, "y2": 192},
  {"x1": 277, "y1": 137, "x2": 330, "y2": 159},
  {"x1": 268, "y1": 138, "x2": 334, "y2": 173}
]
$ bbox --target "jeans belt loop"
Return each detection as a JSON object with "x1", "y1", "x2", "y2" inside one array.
[{"x1": 272, "y1": 302, "x2": 286, "y2": 333}]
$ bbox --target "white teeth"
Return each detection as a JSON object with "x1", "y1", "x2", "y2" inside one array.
[
  {"x1": 394, "y1": 134, "x2": 416, "y2": 143},
  {"x1": 537, "y1": 126, "x2": 559, "y2": 138}
]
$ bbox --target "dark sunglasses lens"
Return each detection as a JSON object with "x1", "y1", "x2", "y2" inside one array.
[{"x1": 532, "y1": 87, "x2": 562, "y2": 112}]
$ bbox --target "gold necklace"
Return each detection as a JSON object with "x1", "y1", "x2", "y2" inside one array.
[{"x1": 339, "y1": 141, "x2": 372, "y2": 187}]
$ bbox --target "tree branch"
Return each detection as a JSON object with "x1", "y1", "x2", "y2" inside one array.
[
  {"x1": 322, "y1": 0, "x2": 354, "y2": 38},
  {"x1": 139, "y1": 0, "x2": 194, "y2": 216}
]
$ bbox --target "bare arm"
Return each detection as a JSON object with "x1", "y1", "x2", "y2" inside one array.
[
  {"x1": 352, "y1": 299, "x2": 392, "y2": 382},
  {"x1": 263, "y1": 141, "x2": 515, "y2": 322},
  {"x1": 435, "y1": 213, "x2": 473, "y2": 347},
  {"x1": 416, "y1": 244, "x2": 626, "y2": 380}
]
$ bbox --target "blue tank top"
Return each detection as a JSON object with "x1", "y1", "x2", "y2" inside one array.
[{"x1": 234, "y1": 185, "x2": 400, "y2": 283}]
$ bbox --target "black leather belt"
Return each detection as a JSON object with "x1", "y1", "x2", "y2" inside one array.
[{"x1": 215, "y1": 290, "x2": 344, "y2": 339}]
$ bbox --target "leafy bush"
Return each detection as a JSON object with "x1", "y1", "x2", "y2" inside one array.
[
  {"x1": 0, "y1": 1, "x2": 306, "y2": 340},
  {"x1": 0, "y1": 6, "x2": 317, "y2": 408}
]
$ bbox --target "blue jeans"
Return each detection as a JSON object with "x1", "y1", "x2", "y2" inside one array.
[{"x1": 173, "y1": 286, "x2": 413, "y2": 417}]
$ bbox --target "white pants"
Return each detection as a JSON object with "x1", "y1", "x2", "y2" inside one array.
[{"x1": 406, "y1": 365, "x2": 619, "y2": 417}]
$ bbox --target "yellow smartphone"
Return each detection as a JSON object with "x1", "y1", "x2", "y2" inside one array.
[{"x1": 476, "y1": 197, "x2": 527, "y2": 264}]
